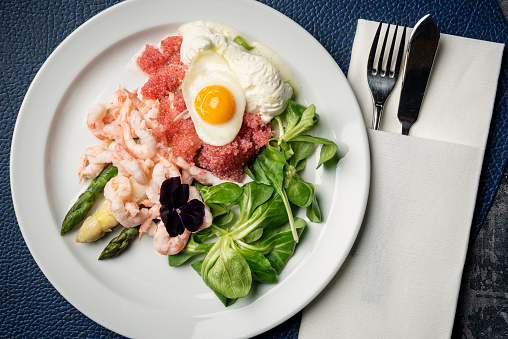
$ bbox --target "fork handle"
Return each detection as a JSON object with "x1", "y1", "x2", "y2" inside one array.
[{"x1": 371, "y1": 103, "x2": 384, "y2": 130}]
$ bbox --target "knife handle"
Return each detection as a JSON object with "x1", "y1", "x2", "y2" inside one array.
[{"x1": 401, "y1": 120, "x2": 411, "y2": 135}]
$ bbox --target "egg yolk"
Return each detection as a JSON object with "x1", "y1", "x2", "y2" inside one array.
[{"x1": 194, "y1": 85, "x2": 236, "y2": 125}]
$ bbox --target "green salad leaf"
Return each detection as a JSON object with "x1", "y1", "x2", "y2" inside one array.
[
  {"x1": 192, "y1": 260, "x2": 237, "y2": 307},
  {"x1": 201, "y1": 236, "x2": 252, "y2": 299}
]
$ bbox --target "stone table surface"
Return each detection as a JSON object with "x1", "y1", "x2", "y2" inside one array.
[{"x1": 452, "y1": 161, "x2": 508, "y2": 338}]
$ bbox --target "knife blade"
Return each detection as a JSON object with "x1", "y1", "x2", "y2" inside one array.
[{"x1": 397, "y1": 14, "x2": 440, "y2": 135}]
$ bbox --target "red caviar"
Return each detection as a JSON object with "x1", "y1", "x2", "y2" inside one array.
[
  {"x1": 199, "y1": 113, "x2": 274, "y2": 182},
  {"x1": 155, "y1": 92, "x2": 202, "y2": 163}
]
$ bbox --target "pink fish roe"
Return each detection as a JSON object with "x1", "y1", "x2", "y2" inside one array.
[
  {"x1": 155, "y1": 91, "x2": 202, "y2": 163},
  {"x1": 140, "y1": 65, "x2": 187, "y2": 100},
  {"x1": 160, "y1": 36, "x2": 185, "y2": 66},
  {"x1": 138, "y1": 34, "x2": 274, "y2": 182},
  {"x1": 137, "y1": 45, "x2": 166, "y2": 75},
  {"x1": 199, "y1": 113, "x2": 274, "y2": 182},
  {"x1": 138, "y1": 36, "x2": 187, "y2": 100}
]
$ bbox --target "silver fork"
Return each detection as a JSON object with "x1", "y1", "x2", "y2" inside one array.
[{"x1": 367, "y1": 21, "x2": 407, "y2": 130}]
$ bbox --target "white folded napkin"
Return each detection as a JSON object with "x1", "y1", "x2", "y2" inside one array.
[{"x1": 299, "y1": 19, "x2": 504, "y2": 338}]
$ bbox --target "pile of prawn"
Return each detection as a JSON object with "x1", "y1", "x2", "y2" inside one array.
[{"x1": 79, "y1": 87, "x2": 219, "y2": 255}]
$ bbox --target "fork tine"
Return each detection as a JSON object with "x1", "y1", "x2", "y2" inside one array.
[
  {"x1": 393, "y1": 24, "x2": 407, "y2": 78},
  {"x1": 386, "y1": 23, "x2": 399, "y2": 76},
  {"x1": 367, "y1": 20, "x2": 383, "y2": 73},
  {"x1": 376, "y1": 22, "x2": 391, "y2": 74}
]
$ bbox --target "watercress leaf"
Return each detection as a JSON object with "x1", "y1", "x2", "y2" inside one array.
[
  {"x1": 242, "y1": 228, "x2": 263, "y2": 243},
  {"x1": 306, "y1": 194, "x2": 322, "y2": 223},
  {"x1": 258, "y1": 217, "x2": 306, "y2": 245},
  {"x1": 243, "y1": 164, "x2": 256, "y2": 181},
  {"x1": 260, "y1": 218, "x2": 306, "y2": 273},
  {"x1": 287, "y1": 100, "x2": 306, "y2": 117},
  {"x1": 213, "y1": 210, "x2": 234, "y2": 226},
  {"x1": 168, "y1": 234, "x2": 213, "y2": 266},
  {"x1": 317, "y1": 143, "x2": 339, "y2": 168},
  {"x1": 207, "y1": 203, "x2": 228, "y2": 218},
  {"x1": 252, "y1": 150, "x2": 298, "y2": 242},
  {"x1": 265, "y1": 142, "x2": 287, "y2": 164},
  {"x1": 231, "y1": 193, "x2": 288, "y2": 240},
  {"x1": 266, "y1": 240, "x2": 298, "y2": 274},
  {"x1": 286, "y1": 181, "x2": 314, "y2": 207},
  {"x1": 238, "y1": 182, "x2": 274, "y2": 222},
  {"x1": 285, "y1": 100, "x2": 303, "y2": 131},
  {"x1": 251, "y1": 159, "x2": 270, "y2": 185},
  {"x1": 254, "y1": 193, "x2": 289, "y2": 230},
  {"x1": 255, "y1": 151, "x2": 285, "y2": 188},
  {"x1": 273, "y1": 116, "x2": 285, "y2": 137},
  {"x1": 194, "y1": 181, "x2": 206, "y2": 191},
  {"x1": 236, "y1": 246, "x2": 277, "y2": 284},
  {"x1": 280, "y1": 104, "x2": 317, "y2": 142},
  {"x1": 290, "y1": 135, "x2": 339, "y2": 168},
  {"x1": 294, "y1": 159, "x2": 307, "y2": 173},
  {"x1": 280, "y1": 141, "x2": 293, "y2": 161},
  {"x1": 198, "y1": 182, "x2": 243, "y2": 204},
  {"x1": 193, "y1": 226, "x2": 216, "y2": 243},
  {"x1": 286, "y1": 101, "x2": 319, "y2": 125},
  {"x1": 288, "y1": 141, "x2": 315, "y2": 170},
  {"x1": 252, "y1": 268, "x2": 278, "y2": 284},
  {"x1": 204, "y1": 237, "x2": 252, "y2": 299},
  {"x1": 192, "y1": 260, "x2": 237, "y2": 307}
]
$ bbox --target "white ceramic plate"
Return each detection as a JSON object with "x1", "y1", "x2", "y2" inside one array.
[{"x1": 10, "y1": 0, "x2": 370, "y2": 337}]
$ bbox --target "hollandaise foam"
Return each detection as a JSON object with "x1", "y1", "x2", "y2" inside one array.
[{"x1": 181, "y1": 50, "x2": 246, "y2": 146}]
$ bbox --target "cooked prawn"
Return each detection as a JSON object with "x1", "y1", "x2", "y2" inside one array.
[
  {"x1": 176, "y1": 157, "x2": 227, "y2": 186},
  {"x1": 104, "y1": 175, "x2": 132, "y2": 203},
  {"x1": 122, "y1": 109, "x2": 157, "y2": 160},
  {"x1": 142, "y1": 100, "x2": 160, "y2": 130},
  {"x1": 124, "y1": 89, "x2": 161, "y2": 130},
  {"x1": 146, "y1": 156, "x2": 180, "y2": 204},
  {"x1": 139, "y1": 203, "x2": 160, "y2": 238},
  {"x1": 153, "y1": 224, "x2": 190, "y2": 255},
  {"x1": 156, "y1": 143, "x2": 172, "y2": 160},
  {"x1": 86, "y1": 91, "x2": 124, "y2": 140},
  {"x1": 86, "y1": 104, "x2": 109, "y2": 140},
  {"x1": 112, "y1": 86, "x2": 127, "y2": 107},
  {"x1": 114, "y1": 142, "x2": 148, "y2": 185},
  {"x1": 111, "y1": 198, "x2": 149, "y2": 228},
  {"x1": 78, "y1": 145, "x2": 107, "y2": 183},
  {"x1": 104, "y1": 175, "x2": 150, "y2": 228}
]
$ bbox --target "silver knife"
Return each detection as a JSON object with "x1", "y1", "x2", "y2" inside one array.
[{"x1": 397, "y1": 14, "x2": 440, "y2": 135}]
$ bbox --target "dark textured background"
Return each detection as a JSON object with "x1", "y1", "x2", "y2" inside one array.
[
  {"x1": 1, "y1": 0, "x2": 507, "y2": 337},
  {"x1": 453, "y1": 163, "x2": 508, "y2": 338}
]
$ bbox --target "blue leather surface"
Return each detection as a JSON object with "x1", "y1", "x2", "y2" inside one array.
[{"x1": 1, "y1": 0, "x2": 506, "y2": 337}]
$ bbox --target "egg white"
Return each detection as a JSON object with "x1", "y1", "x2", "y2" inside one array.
[{"x1": 181, "y1": 50, "x2": 246, "y2": 146}]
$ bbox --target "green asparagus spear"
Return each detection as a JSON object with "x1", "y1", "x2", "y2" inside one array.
[
  {"x1": 61, "y1": 164, "x2": 118, "y2": 235},
  {"x1": 98, "y1": 226, "x2": 140, "y2": 260}
]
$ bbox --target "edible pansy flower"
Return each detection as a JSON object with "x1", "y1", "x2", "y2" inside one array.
[{"x1": 159, "y1": 177, "x2": 205, "y2": 237}]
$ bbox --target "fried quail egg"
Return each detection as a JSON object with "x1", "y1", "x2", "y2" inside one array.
[
  {"x1": 179, "y1": 21, "x2": 294, "y2": 123},
  {"x1": 181, "y1": 50, "x2": 246, "y2": 146}
]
